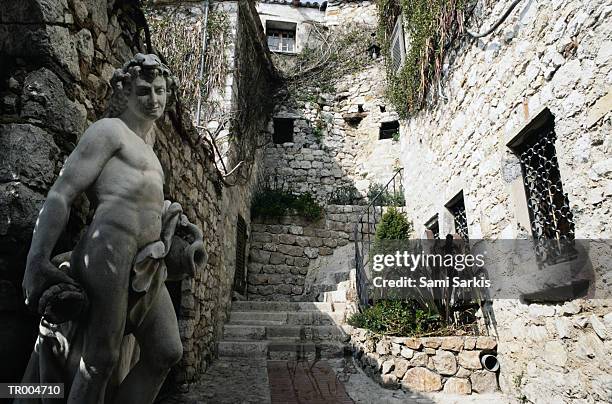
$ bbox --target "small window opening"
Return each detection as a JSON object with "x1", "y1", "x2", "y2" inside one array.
[
  {"x1": 379, "y1": 105, "x2": 386, "y2": 112},
  {"x1": 357, "y1": 104, "x2": 364, "y2": 113},
  {"x1": 425, "y1": 215, "x2": 439, "y2": 240},
  {"x1": 379, "y1": 121, "x2": 399, "y2": 140},
  {"x1": 273, "y1": 118, "x2": 294, "y2": 144},
  {"x1": 445, "y1": 191, "x2": 469, "y2": 242}
]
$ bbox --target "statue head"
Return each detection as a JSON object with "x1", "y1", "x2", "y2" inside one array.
[{"x1": 107, "y1": 53, "x2": 177, "y2": 119}]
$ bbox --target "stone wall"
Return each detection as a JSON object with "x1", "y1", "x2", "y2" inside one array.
[
  {"x1": 396, "y1": 0, "x2": 611, "y2": 402},
  {"x1": 350, "y1": 329, "x2": 500, "y2": 394},
  {"x1": 0, "y1": 0, "x2": 275, "y2": 386},
  {"x1": 248, "y1": 205, "x2": 369, "y2": 301}
]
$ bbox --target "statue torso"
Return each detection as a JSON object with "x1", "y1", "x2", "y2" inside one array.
[{"x1": 89, "y1": 118, "x2": 165, "y2": 249}]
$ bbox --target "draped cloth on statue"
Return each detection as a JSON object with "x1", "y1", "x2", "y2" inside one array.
[{"x1": 17, "y1": 201, "x2": 197, "y2": 404}]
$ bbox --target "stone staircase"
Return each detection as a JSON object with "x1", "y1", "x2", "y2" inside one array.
[{"x1": 218, "y1": 301, "x2": 352, "y2": 361}]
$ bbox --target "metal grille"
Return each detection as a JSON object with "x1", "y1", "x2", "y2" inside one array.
[
  {"x1": 518, "y1": 122, "x2": 575, "y2": 263},
  {"x1": 448, "y1": 197, "x2": 469, "y2": 242},
  {"x1": 446, "y1": 195, "x2": 470, "y2": 242},
  {"x1": 234, "y1": 215, "x2": 247, "y2": 295}
]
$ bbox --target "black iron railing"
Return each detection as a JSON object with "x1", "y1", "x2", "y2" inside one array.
[{"x1": 353, "y1": 168, "x2": 404, "y2": 308}]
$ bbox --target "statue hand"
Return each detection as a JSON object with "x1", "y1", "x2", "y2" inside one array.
[{"x1": 22, "y1": 258, "x2": 78, "y2": 315}]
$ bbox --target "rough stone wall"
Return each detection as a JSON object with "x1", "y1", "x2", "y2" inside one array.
[
  {"x1": 0, "y1": 0, "x2": 275, "y2": 386},
  {"x1": 0, "y1": 0, "x2": 149, "y2": 382},
  {"x1": 248, "y1": 205, "x2": 369, "y2": 301},
  {"x1": 350, "y1": 329, "x2": 500, "y2": 394},
  {"x1": 397, "y1": 0, "x2": 611, "y2": 402},
  {"x1": 263, "y1": 1, "x2": 402, "y2": 204}
]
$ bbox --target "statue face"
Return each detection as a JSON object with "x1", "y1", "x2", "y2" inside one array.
[{"x1": 126, "y1": 74, "x2": 167, "y2": 121}]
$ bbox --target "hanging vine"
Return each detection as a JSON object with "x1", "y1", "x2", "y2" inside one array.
[{"x1": 377, "y1": 0, "x2": 470, "y2": 117}]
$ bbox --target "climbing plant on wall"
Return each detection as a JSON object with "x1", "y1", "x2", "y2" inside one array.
[
  {"x1": 145, "y1": 4, "x2": 230, "y2": 123},
  {"x1": 377, "y1": 0, "x2": 469, "y2": 117}
]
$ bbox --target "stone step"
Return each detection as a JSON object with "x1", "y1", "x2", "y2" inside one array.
[
  {"x1": 223, "y1": 324, "x2": 350, "y2": 342},
  {"x1": 229, "y1": 311, "x2": 345, "y2": 326},
  {"x1": 217, "y1": 339, "x2": 348, "y2": 360},
  {"x1": 231, "y1": 301, "x2": 334, "y2": 312}
]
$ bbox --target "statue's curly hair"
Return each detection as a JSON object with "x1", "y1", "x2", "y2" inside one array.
[{"x1": 106, "y1": 53, "x2": 178, "y2": 118}]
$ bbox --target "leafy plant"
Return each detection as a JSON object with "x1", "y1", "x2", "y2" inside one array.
[
  {"x1": 327, "y1": 185, "x2": 360, "y2": 205},
  {"x1": 367, "y1": 183, "x2": 405, "y2": 206},
  {"x1": 347, "y1": 299, "x2": 442, "y2": 336},
  {"x1": 377, "y1": 0, "x2": 468, "y2": 117},
  {"x1": 251, "y1": 189, "x2": 324, "y2": 221}
]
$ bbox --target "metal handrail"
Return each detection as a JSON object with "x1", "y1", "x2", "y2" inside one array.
[{"x1": 353, "y1": 168, "x2": 404, "y2": 308}]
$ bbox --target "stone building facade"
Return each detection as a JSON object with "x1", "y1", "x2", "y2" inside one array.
[
  {"x1": 396, "y1": 0, "x2": 611, "y2": 402},
  {"x1": 0, "y1": 0, "x2": 276, "y2": 385},
  {"x1": 248, "y1": 1, "x2": 404, "y2": 298}
]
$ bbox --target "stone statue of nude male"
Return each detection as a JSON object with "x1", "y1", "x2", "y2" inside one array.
[{"x1": 20, "y1": 54, "x2": 206, "y2": 404}]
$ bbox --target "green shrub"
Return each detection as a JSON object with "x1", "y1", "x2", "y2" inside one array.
[
  {"x1": 327, "y1": 185, "x2": 360, "y2": 205},
  {"x1": 375, "y1": 207, "x2": 413, "y2": 240},
  {"x1": 347, "y1": 300, "x2": 442, "y2": 336},
  {"x1": 251, "y1": 189, "x2": 324, "y2": 221}
]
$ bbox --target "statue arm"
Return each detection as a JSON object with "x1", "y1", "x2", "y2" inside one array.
[{"x1": 23, "y1": 121, "x2": 122, "y2": 310}]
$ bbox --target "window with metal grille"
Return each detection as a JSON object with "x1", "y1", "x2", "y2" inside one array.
[
  {"x1": 233, "y1": 215, "x2": 247, "y2": 295},
  {"x1": 508, "y1": 109, "x2": 575, "y2": 263},
  {"x1": 390, "y1": 16, "x2": 406, "y2": 73},
  {"x1": 425, "y1": 215, "x2": 440, "y2": 239},
  {"x1": 273, "y1": 118, "x2": 294, "y2": 143},
  {"x1": 379, "y1": 120, "x2": 400, "y2": 140},
  {"x1": 446, "y1": 191, "x2": 469, "y2": 242}
]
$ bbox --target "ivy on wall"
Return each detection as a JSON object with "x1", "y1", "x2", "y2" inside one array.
[{"x1": 377, "y1": 0, "x2": 468, "y2": 117}]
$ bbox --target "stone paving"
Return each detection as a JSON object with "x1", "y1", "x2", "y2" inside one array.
[{"x1": 159, "y1": 356, "x2": 518, "y2": 404}]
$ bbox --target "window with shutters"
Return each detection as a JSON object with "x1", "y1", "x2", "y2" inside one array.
[{"x1": 390, "y1": 16, "x2": 406, "y2": 74}]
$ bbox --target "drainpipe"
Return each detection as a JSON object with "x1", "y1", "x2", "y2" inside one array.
[{"x1": 195, "y1": 0, "x2": 210, "y2": 128}]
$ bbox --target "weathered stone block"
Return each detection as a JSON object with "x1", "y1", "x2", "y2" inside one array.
[
  {"x1": 440, "y1": 336, "x2": 464, "y2": 352},
  {"x1": 279, "y1": 234, "x2": 296, "y2": 245},
  {"x1": 400, "y1": 347, "x2": 414, "y2": 359},
  {"x1": 0, "y1": 124, "x2": 59, "y2": 188},
  {"x1": 393, "y1": 358, "x2": 409, "y2": 379},
  {"x1": 303, "y1": 247, "x2": 318, "y2": 259},
  {"x1": 381, "y1": 359, "x2": 394, "y2": 374},
  {"x1": 402, "y1": 367, "x2": 442, "y2": 392},
  {"x1": 409, "y1": 352, "x2": 429, "y2": 367},
  {"x1": 376, "y1": 340, "x2": 390, "y2": 355},
  {"x1": 432, "y1": 350, "x2": 457, "y2": 376},
  {"x1": 470, "y1": 370, "x2": 498, "y2": 393},
  {"x1": 476, "y1": 336, "x2": 497, "y2": 350},
  {"x1": 458, "y1": 351, "x2": 482, "y2": 370},
  {"x1": 403, "y1": 338, "x2": 422, "y2": 350},
  {"x1": 250, "y1": 249, "x2": 270, "y2": 264},
  {"x1": 443, "y1": 377, "x2": 472, "y2": 394}
]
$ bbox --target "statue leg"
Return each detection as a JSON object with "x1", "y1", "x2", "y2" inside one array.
[
  {"x1": 112, "y1": 285, "x2": 182, "y2": 404},
  {"x1": 67, "y1": 232, "x2": 135, "y2": 404}
]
